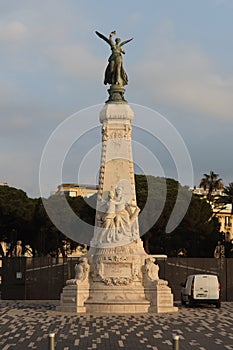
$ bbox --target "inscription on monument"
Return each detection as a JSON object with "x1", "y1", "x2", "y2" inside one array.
[{"x1": 104, "y1": 263, "x2": 131, "y2": 278}]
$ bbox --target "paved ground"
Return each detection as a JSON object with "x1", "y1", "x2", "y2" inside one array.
[{"x1": 0, "y1": 301, "x2": 233, "y2": 350}]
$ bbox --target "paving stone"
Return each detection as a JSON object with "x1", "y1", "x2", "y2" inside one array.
[{"x1": 0, "y1": 301, "x2": 233, "y2": 349}]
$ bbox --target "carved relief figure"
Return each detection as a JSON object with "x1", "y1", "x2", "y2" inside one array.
[
  {"x1": 97, "y1": 186, "x2": 140, "y2": 244},
  {"x1": 99, "y1": 191, "x2": 117, "y2": 243},
  {"x1": 114, "y1": 186, "x2": 131, "y2": 236},
  {"x1": 115, "y1": 186, "x2": 140, "y2": 238},
  {"x1": 95, "y1": 31, "x2": 133, "y2": 86},
  {"x1": 124, "y1": 125, "x2": 131, "y2": 139},
  {"x1": 102, "y1": 124, "x2": 108, "y2": 141}
]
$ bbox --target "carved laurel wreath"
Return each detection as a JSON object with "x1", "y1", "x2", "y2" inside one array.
[{"x1": 103, "y1": 277, "x2": 133, "y2": 286}]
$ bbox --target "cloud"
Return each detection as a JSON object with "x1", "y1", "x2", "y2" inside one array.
[
  {"x1": 0, "y1": 152, "x2": 40, "y2": 197},
  {"x1": 135, "y1": 35, "x2": 233, "y2": 120},
  {"x1": 0, "y1": 115, "x2": 32, "y2": 133},
  {"x1": 213, "y1": 0, "x2": 233, "y2": 6},
  {"x1": 0, "y1": 80, "x2": 26, "y2": 106},
  {"x1": 0, "y1": 20, "x2": 28, "y2": 41},
  {"x1": 0, "y1": 79, "x2": 35, "y2": 132},
  {"x1": 128, "y1": 12, "x2": 143, "y2": 25},
  {"x1": 48, "y1": 44, "x2": 104, "y2": 80}
]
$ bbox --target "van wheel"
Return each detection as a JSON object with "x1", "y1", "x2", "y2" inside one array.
[
  {"x1": 216, "y1": 301, "x2": 221, "y2": 308},
  {"x1": 188, "y1": 299, "x2": 194, "y2": 307},
  {"x1": 181, "y1": 296, "x2": 186, "y2": 306}
]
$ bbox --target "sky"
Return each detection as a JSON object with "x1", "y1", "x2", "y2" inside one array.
[{"x1": 1, "y1": 0, "x2": 233, "y2": 198}]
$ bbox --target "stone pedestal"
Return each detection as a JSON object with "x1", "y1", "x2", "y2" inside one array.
[
  {"x1": 58, "y1": 244, "x2": 177, "y2": 314},
  {"x1": 85, "y1": 240, "x2": 149, "y2": 313},
  {"x1": 58, "y1": 101, "x2": 177, "y2": 313},
  {"x1": 58, "y1": 257, "x2": 90, "y2": 312},
  {"x1": 57, "y1": 282, "x2": 89, "y2": 313},
  {"x1": 144, "y1": 280, "x2": 178, "y2": 313}
]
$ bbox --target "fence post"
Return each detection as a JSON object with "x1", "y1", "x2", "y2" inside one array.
[
  {"x1": 48, "y1": 333, "x2": 55, "y2": 350},
  {"x1": 173, "y1": 335, "x2": 179, "y2": 350}
]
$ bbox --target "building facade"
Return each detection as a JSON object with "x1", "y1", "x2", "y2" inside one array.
[
  {"x1": 214, "y1": 204, "x2": 233, "y2": 242},
  {"x1": 192, "y1": 187, "x2": 233, "y2": 242},
  {"x1": 55, "y1": 183, "x2": 98, "y2": 198}
]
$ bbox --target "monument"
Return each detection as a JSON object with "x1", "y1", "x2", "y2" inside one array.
[{"x1": 58, "y1": 31, "x2": 177, "y2": 313}]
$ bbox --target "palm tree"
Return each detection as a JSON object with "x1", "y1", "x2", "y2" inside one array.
[
  {"x1": 199, "y1": 170, "x2": 223, "y2": 202},
  {"x1": 221, "y1": 182, "x2": 233, "y2": 214}
]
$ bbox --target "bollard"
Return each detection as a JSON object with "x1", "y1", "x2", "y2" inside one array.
[
  {"x1": 173, "y1": 335, "x2": 179, "y2": 350},
  {"x1": 48, "y1": 333, "x2": 55, "y2": 350}
]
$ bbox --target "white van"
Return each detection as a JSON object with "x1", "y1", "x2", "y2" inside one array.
[{"x1": 181, "y1": 274, "x2": 221, "y2": 308}]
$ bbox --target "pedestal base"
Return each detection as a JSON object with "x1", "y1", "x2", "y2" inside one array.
[
  {"x1": 57, "y1": 283, "x2": 89, "y2": 313},
  {"x1": 85, "y1": 298, "x2": 150, "y2": 313},
  {"x1": 106, "y1": 84, "x2": 127, "y2": 103},
  {"x1": 85, "y1": 282, "x2": 150, "y2": 313},
  {"x1": 145, "y1": 280, "x2": 178, "y2": 313},
  {"x1": 58, "y1": 241, "x2": 177, "y2": 314}
]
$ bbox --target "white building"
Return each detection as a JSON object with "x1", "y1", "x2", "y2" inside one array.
[
  {"x1": 192, "y1": 187, "x2": 233, "y2": 242},
  {"x1": 54, "y1": 183, "x2": 98, "y2": 198}
]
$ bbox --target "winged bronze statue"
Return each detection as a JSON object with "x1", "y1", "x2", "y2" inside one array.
[{"x1": 95, "y1": 31, "x2": 133, "y2": 86}]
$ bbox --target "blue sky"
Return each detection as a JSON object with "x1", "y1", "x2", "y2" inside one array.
[{"x1": 1, "y1": 0, "x2": 233, "y2": 197}]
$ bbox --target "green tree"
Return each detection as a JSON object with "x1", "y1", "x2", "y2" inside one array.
[
  {"x1": 31, "y1": 197, "x2": 61, "y2": 256},
  {"x1": 0, "y1": 186, "x2": 35, "y2": 251},
  {"x1": 199, "y1": 170, "x2": 223, "y2": 202},
  {"x1": 0, "y1": 179, "x2": 220, "y2": 258},
  {"x1": 135, "y1": 175, "x2": 167, "y2": 253},
  {"x1": 31, "y1": 194, "x2": 96, "y2": 256},
  {"x1": 170, "y1": 194, "x2": 219, "y2": 257},
  {"x1": 219, "y1": 182, "x2": 233, "y2": 214},
  {"x1": 135, "y1": 175, "x2": 219, "y2": 257}
]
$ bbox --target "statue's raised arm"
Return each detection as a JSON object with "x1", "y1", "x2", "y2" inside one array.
[{"x1": 95, "y1": 30, "x2": 133, "y2": 87}]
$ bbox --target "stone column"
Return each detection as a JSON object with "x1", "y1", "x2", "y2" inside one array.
[{"x1": 90, "y1": 102, "x2": 141, "y2": 249}]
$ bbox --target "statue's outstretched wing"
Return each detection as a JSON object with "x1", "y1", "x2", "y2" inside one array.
[
  {"x1": 95, "y1": 31, "x2": 111, "y2": 45},
  {"x1": 120, "y1": 38, "x2": 133, "y2": 47}
]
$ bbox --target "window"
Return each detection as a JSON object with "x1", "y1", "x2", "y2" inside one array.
[
  {"x1": 69, "y1": 191, "x2": 77, "y2": 197},
  {"x1": 225, "y1": 216, "x2": 231, "y2": 227}
]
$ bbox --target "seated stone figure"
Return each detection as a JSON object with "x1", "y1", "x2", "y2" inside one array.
[
  {"x1": 66, "y1": 257, "x2": 90, "y2": 285},
  {"x1": 24, "y1": 245, "x2": 33, "y2": 257},
  {"x1": 12, "y1": 241, "x2": 22, "y2": 257},
  {"x1": 145, "y1": 257, "x2": 159, "y2": 281}
]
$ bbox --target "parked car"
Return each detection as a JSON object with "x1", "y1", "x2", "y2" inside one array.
[{"x1": 181, "y1": 274, "x2": 221, "y2": 308}]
